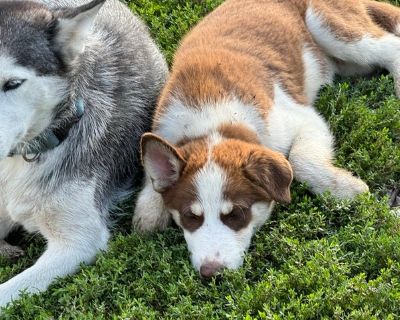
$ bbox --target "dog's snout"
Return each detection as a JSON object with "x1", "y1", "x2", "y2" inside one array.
[{"x1": 200, "y1": 261, "x2": 223, "y2": 278}]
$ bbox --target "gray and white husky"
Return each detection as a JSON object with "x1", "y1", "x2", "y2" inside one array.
[{"x1": 0, "y1": 0, "x2": 167, "y2": 307}]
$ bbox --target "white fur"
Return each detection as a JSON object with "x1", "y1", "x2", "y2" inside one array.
[
  {"x1": 0, "y1": 55, "x2": 68, "y2": 159},
  {"x1": 0, "y1": 50, "x2": 102, "y2": 308},
  {"x1": 182, "y1": 161, "x2": 240, "y2": 270},
  {"x1": 306, "y1": 8, "x2": 400, "y2": 66},
  {"x1": 265, "y1": 83, "x2": 331, "y2": 156},
  {"x1": 155, "y1": 98, "x2": 268, "y2": 145},
  {"x1": 190, "y1": 202, "x2": 203, "y2": 216},
  {"x1": 221, "y1": 201, "x2": 233, "y2": 215},
  {"x1": 134, "y1": 2, "x2": 397, "y2": 274},
  {"x1": 179, "y1": 161, "x2": 272, "y2": 271},
  {"x1": 132, "y1": 175, "x2": 171, "y2": 232},
  {"x1": 57, "y1": 2, "x2": 104, "y2": 63},
  {"x1": 302, "y1": 47, "x2": 334, "y2": 103},
  {"x1": 306, "y1": 6, "x2": 400, "y2": 96},
  {"x1": 267, "y1": 84, "x2": 368, "y2": 198},
  {"x1": 395, "y1": 24, "x2": 400, "y2": 36},
  {"x1": 0, "y1": 174, "x2": 109, "y2": 307}
]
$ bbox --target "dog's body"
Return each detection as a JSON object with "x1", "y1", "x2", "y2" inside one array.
[
  {"x1": 134, "y1": 0, "x2": 400, "y2": 277},
  {"x1": 0, "y1": 0, "x2": 167, "y2": 307}
]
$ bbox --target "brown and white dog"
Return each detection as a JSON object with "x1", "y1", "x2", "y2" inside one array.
[{"x1": 133, "y1": 0, "x2": 400, "y2": 277}]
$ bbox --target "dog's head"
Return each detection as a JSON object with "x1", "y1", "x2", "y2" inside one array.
[
  {"x1": 0, "y1": 0, "x2": 105, "y2": 159},
  {"x1": 142, "y1": 131, "x2": 293, "y2": 278}
]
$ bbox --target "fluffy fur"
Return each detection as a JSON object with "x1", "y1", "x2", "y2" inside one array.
[
  {"x1": 134, "y1": 0, "x2": 399, "y2": 277},
  {"x1": 0, "y1": 0, "x2": 167, "y2": 307}
]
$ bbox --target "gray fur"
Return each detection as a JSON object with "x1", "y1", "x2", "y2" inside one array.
[
  {"x1": 1, "y1": 0, "x2": 168, "y2": 211},
  {"x1": 0, "y1": 0, "x2": 168, "y2": 306}
]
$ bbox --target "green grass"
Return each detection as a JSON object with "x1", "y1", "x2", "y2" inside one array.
[{"x1": 1, "y1": 0, "x2": 400, "y2": 318}]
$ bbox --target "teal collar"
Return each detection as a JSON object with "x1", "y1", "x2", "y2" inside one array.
[{"x1": 8, "y1": 98, "x2": 85, "y2": 162}]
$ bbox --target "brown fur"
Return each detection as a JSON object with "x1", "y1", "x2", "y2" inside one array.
[
  {"x1": 220, "y1": 206, "x2": 252, "y2": 232},
  {"x1": 365, "y1": 0, "x2": 400, "y2": 35},
  {"x1": 218, "y1": 124, "x2": 260, "y2": 145},
  {"x1": 160, "y1": 138, "x2": 292, "y2": 232},
  {"x1": 153, "y1": 0, "x2": 317, "y2": 129},
  {"x1": 212, "y1": 140, "x2": 293, "y2": 204},
  {"x1": 312, "y1": 0, "x2": 385, "y2": 40},
  {"x1": 153, "y1": 0, "x2": 394, "y2": 130},
  {"x1": 161, "y1": 138, "x2": 208, "y2": 231},
  {"x1": 144, "y1": 0, "x2": 398, "y2": 233}
]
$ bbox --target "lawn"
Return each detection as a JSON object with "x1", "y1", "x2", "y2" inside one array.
[{"x1": 1, "y1": 0, "x2": 400, "y2": 318}]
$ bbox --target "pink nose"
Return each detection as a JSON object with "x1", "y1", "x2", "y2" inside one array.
[{"x1": 200, "y1": 261, "x2": 223, "y2": 278}]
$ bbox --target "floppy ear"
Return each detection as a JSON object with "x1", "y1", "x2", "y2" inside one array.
[
  {"x1": 244, "y1": 148, "x2": 293, "y2": 203},
  {"x1": 141, "y1": 133, "x2": 186, "y2": 193},
  {"x1": 53, "y1": 0, "x2": 106, "y2": 63}
]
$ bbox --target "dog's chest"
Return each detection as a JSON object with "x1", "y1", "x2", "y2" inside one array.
[{"x1": 0, "y1": 157, "x2": 45, "y2": 231}]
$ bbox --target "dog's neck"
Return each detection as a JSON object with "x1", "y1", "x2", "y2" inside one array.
[{"x1": 8, "y1": 97, "x2": 85, "y2": 162}]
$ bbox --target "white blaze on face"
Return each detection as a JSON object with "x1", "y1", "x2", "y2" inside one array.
[
  {"x1": 182, "y1": 160, "x2": 274, "y2": 272},
  {"x1": 0, "y1": 54, "x2": 67, "y2": 159}
]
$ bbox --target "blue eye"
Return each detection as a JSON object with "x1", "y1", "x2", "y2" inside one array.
[{"x1": 3, "y1": 79, "x2": 26, "y2": 92}]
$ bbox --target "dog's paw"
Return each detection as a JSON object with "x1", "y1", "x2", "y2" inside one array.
[
  {"x1": 132, "y1": 207, "x2": 171, "y2": 233},
  {"x1": 0, "y1": 240, "x2": 24, "y2": 260},
  {"x1": 331, "y1": 173, "x2": 369, "y2": 199},
  {"x1": 132, "y1": 185, "x2": 171, "y2": 233}
]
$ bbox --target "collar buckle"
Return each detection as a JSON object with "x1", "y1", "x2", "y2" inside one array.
[{"x1": 22, "y1": 150, "x2": 41, "y2": 163}]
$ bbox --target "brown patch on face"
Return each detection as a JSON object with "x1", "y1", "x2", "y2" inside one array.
[
  {"x1": 178, "y1": 137, "x2": 209, "y2": 176},
  {"x1": 218, "y1": 123, "x2": 260, "y2": 145},
  {"x1": 162, "y1": 137, "x2": 209, "y2": 232},
  {"x1": 212, "y1": 139, "x2": 293, "y2": 204},
  {"x1": 244, "y1": 149, "x2": 293, "y2": 204},
  {"x1": 180, "y1": 207, "x2": 205, "y2": 232},
  {"x1": 221, "y1": 206, "x2": 252, "y2": 232},
  {"x1": 161, "y1": 137, "x2": 290, "y2": 233},
  {"x1": 162, "y1": 173, "x2": 201, "y2": 232}
]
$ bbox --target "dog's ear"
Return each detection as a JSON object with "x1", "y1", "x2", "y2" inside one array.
[
  {"x1": 53, "y1": 0, "x2": 106, "y2": 64},
  {"x1": 141, "y1": 133, "x2": 186, "y2": 193},
  {"x1": 244, "y1": 148, "x2": 293, "y2": 203}
]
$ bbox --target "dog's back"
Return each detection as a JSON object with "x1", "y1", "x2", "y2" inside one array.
[
  {"x1": 34, "y1": 0, "x2": 168, "y2": 209},
  {"x1": 134, "y1": 0, "x2": 400, "y2": 276}
]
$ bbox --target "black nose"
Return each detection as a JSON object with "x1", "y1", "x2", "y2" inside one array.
[{"x1": 200, "y1": 261, "x2": 223, "y2": 278}]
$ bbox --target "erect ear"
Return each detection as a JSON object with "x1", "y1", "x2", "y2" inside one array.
[
  {"x1": 141, "y1": 133, "x2": 186, "y2": 193},
  {"x1": 244, "y1": 148, "x2": 293, "y2": 203},
  {"x1": 53, "y1": 0, "x2": 106, "y2": 63}
]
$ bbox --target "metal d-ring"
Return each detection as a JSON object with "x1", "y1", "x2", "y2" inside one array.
[{"x1": 22, "y1": 146, "x2": 41, "y2": 163}]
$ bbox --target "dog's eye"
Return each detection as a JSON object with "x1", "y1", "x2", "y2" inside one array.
[
  {"x1": 181, "y1": 209, "x2": 204, "y2": 232},
  {"x1": 221, "y1": 206, "x2": 251, "y2": 231},
  {"x1": 3, "y1": 79, "x2": 26, "y2": 92},
  {"x1": 183, "y1": 209, "x2": 201, "y2": 220}
]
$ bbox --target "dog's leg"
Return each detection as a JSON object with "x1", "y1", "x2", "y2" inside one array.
[
  {"x1": 132, "y1": 176, "x2": 171, "y2": 232},
  {"x1": 288, "y1": 112, "x2": 369, "y2": 199},
  {"x1": 306, "y1": 1, "x2": 400, "y2": 96},
  {"x1": 0, "y1": 182, "x2": 109, "y2": 308}
]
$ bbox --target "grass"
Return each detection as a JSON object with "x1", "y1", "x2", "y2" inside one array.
[{"x1": 1, "y1": 0, "x2": 400, "y2": 318}]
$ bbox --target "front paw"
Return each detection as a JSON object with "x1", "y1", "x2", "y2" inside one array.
[
  {"x1": 132, "y1": 186, "x2": 171, "y2": 233},
  {"x1": 132, "y1": 205, "x2": 171, "y2": 233}
]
